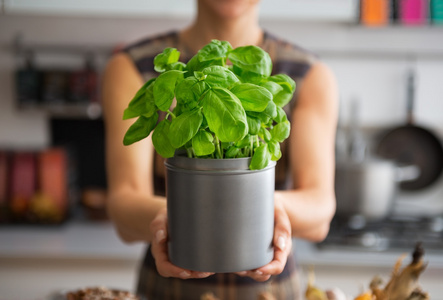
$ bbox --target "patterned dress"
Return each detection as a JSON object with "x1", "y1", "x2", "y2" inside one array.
[{"x1": 123, "y1": 30, "x2": 318, "y2": 300}]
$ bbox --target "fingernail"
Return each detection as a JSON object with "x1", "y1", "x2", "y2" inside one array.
[
  {"x1": 255, "y1": 270, "x2": 263, "y2": 276},
  {"x1": 179, "y1": 271, "x2": 191, "y2": 278},
  {"x1": 196, "y1": 272, "x2": 212, "y2": 278},
  {"x1": 155, "y1": 230, "x2": 166, "y2": 243},
  {"x1": 277, "y1": 236, "x2": 286, "y2": 251}
]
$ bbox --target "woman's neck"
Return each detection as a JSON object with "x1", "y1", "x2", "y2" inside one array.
[{"x1": 180, "y1": 3, "x2": 263, "y2": 53}]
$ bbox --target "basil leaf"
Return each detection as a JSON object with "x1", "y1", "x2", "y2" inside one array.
[
  {"x1": 259, "y1": 127, "x2": 272, "y2": 142},
  {"x1": 268, "y1": 74, "x2": 296, "y2": 107},
  {"x1": 152, "y1": 119, "x2": 176, "y2": 158},
  {"x1": 169, "y1": 108, "x2": 203, "y2": 148},
  {"x1": 186, "y1": 40, "x2": 232, "y2": 73},
  {"x1": 123, "y1": 78, "x2": 156, "y2": 120},
  {"x1": 153, "y1": 70, "x2": 184, "y2": 111},
  {"x1": 202, "y1": 87, "x2": 248, "y2": 142},
  {"x1": 250, "y1": 143, "x2": 271, "y2": 170},
  {"x1": 123, "y1": 113, "x2": 158, "y2": 146},
  {"x1": 260, "y1": 81, "x2": 283, "y2": 96},
  {"x1": 271, "y1": 121, "x2": 291, "y2": 142},
  {"x1": 275, "y1": 106, "x2": 288, "y2": 123},
  {"x1": 192, "y1": 130, "x2": 215, "y2": 157},
  {"x1": 246, "y1": 116, "x2": 261, "y2": 135},
  {"x1": 199, "y1": 40, "x2": 232, "y2": 62},
  {"x1": 230, "y1": 83, "x2": 272, "y2": 112},
  {"x1": 268, "y1": 140, "x2": 282, "y2": 161},
  {"x1": 235, "y1": 135, "x2": 252, "y2": 148},
  {"x1": 225, "y1": 146, "x2": 241, "y2": 158},
  {"x1": 154, "y1": 48, "x2": 180, "y2": 73},
  {"x1": 228, "y1": 45, "x2": 272, "y2": 83},
  {"x1": 175, "y1": 77, "x2": 199, "y2": 105},
  {"x1": 202, "y1": 66, "x2": 239, "y2": 88}
]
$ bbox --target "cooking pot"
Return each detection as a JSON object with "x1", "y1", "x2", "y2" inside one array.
[{"x1": 335, "y1": 158, "x2": 419, "y2": 221}]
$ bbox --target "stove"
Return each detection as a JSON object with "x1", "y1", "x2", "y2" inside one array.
[{"x1": 317, "y1": 215, "x2": 443, "y2": 252}]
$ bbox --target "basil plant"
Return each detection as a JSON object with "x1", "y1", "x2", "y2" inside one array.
[{"x1": 123, "y1": 40, "x2": 295, "y2": 170}]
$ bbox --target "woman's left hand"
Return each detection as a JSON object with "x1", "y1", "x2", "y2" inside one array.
[{"x1": 235, "y1": 195, "x2": 293, "y2": 282}]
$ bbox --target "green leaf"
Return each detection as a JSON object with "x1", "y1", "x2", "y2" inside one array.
[
  {"x1": 201, "y1": 87, "x2": 248, "y2": 142},
  {"x1": 169, "y1": 108, "x2": 203, "y2": 148},
  {"x1": 259, "y1": 127, "x2": 272, "y2": 142},
  {"x1": 268, "y1": 74, "x2": 296, "y2": 107},
  {"x1": 123, "y1": 113, "x2": 158, "y2": 146},
  {"x1": 260, "y1": 81, "x2": 283, "y2": 96},
  {"x1": 154, "y1": 47, "x2": 180, "y2": 73},
  {"x1": 268, "y1": 140, "x2": 282, "y2": 161},
  {"x1": 275, "y1": 106, "x2": 288, "y2": 123},
  {"x1": 192, "y1": 130, "x2": 215, "y2": 156},
  {"x1": 202, "y1": 66, "x2": 239, "y2": 88},
  {"x1": 235, "y1": 135, "x2": 252, "y2": 148},
  {"x1": 175, "y1": 77, "x2": 199, "y2": 105},
  {"x1": 271, "y1": 121, "x2": 291, "y2": 142},
  {"x1": 152, "y1": 119, "x2": 176, "y2": 158},
  {"x1": 199, "y1": 40, "x2": 232, "y2": 62},
  {"x1": 246, "y1": 116, "x2": 261, "y2": 135},
  {"x1": 123, "y1": 78, "x2": 156, "y2": 120},
  {"x1": 186, "y1": 40, "x2": 232, "y2": 73},
  {"x1": 230, "y1": 83, "x2": 272, "y2": 112},
  {"x1": 250, "y1": 143, "x2": 271, "y2": 170},
  {"x1": 225, "y1": 146, "x2": 241, "y2": 158},
  {"x1": 153, "y1": 70, "x2": 184, "y2": 111},
  {"x1": 228, "y1": 45, "x2": 272, "y2": 83}
]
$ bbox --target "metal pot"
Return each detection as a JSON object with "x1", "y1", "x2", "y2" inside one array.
[
  {"x1": 165, "y1": 156, "x2": 276, "y2": 273},
  {"x1": 335, "y1": 158, "x2": 419, "y2": 221}
]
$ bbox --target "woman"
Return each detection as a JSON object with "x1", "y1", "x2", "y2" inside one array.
[{"x1": 102, "y1": 0, "x2": 338, "y2": 299}]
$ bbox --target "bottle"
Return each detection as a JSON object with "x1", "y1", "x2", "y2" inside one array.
[
  {"x1": 360, "y1": 0, "x2": 390, "y2": 26},
  {"x1": 431, "y1": 0, "x2": 443, "y2": 24},
  {"x1": 399, "y1": 0, "x2": 429, "y2": 25}
]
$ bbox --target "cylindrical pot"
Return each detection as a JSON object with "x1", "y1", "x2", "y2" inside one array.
[
  {"x1": 335, "y1": 158, "x2": 419, "y2": 221},
  {"x1": 165, "y1": 156, "x2": 276, "y2": 273}
]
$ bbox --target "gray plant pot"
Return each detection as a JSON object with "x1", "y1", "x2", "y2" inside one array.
[{"x1": 165, "y1": 156, "x2": 276, "y2": 273}]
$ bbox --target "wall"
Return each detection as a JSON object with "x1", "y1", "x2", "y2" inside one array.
[{"x1": 1, "y1": 14, "x2": 443, "y2": 213}]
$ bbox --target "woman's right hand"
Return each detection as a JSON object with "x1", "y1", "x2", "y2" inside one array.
[{"x1": 150, "y1": 207, "x2": 215, "y2": 279}]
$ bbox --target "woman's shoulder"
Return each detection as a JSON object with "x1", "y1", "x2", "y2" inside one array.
[{"x1": 121, "y1": 30, "x2": 180, "y2": 77}]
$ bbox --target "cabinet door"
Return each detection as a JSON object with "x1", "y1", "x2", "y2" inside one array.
[
  {"x1": 4, "y1": 0, "x2": 195, "y2": 17},
  {"x1": 5, "y1": 0, "x2": 357, "y2": 21}
]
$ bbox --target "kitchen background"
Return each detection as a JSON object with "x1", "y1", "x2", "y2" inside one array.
[{"x1": 1, "y1": 0, "x2": 443, "y2": 299}]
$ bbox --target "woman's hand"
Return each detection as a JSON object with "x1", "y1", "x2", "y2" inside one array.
[
  {"x1": 236, "y1": 196, "x2": 293, "y2": 282},
  {"x1": 150, "y1": 207, "x2": 215, "y2": 279}
]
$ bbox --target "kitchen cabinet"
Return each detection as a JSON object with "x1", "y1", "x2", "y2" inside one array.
[{"x1": 3, "y1": 0, "x2": 357, "y2": 22}]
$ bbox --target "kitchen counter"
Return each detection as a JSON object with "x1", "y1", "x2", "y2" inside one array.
[{"x1": 1, "y1": 221, "x2": 442, "y2": 299}]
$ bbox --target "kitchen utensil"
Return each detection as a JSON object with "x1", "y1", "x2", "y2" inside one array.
[
  {"x1": 375, "y1": 70, "x2": 443, "y2": 191},
  {"x1": 335, "y1": 158, "x2": 419, "y2": 221}
]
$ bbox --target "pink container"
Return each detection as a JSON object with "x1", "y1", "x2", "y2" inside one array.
[{"x1": 400, "y1": 0, "x2": 429, "y2": 25}]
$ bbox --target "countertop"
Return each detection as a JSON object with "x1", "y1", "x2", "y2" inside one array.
[{"x1": 1, "y1": 220, "x2": 442, "y2": 269}]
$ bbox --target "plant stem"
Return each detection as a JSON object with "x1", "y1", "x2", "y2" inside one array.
[
  {"x1": 215, "y1": 136, "x2": 223, "y2": 159},
  {"x1": 167, "y1": 110, "x2": 176, "y2": 119},
  {"x1": 186, "y1": 148, "x2": 194, "y2": 158}
]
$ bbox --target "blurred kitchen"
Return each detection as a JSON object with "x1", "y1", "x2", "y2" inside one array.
[{"x1": 1, "y1": 0, "x2": 443, "y2": 299}]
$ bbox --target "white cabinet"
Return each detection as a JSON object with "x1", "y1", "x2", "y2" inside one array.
[
  {"x1": 4, "y1": 0, "x2": 358, "y2": 21},
  {"x1": 3, "y1": 0, "x2": 196, "y2": 17},
  {"x1": 259, "y1": 0, "x2": 357, "y2": 22}
]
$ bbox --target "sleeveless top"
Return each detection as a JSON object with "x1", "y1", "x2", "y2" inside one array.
[{"x1": 123, "y1": 30, "x2": 318, "y2": 300}]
